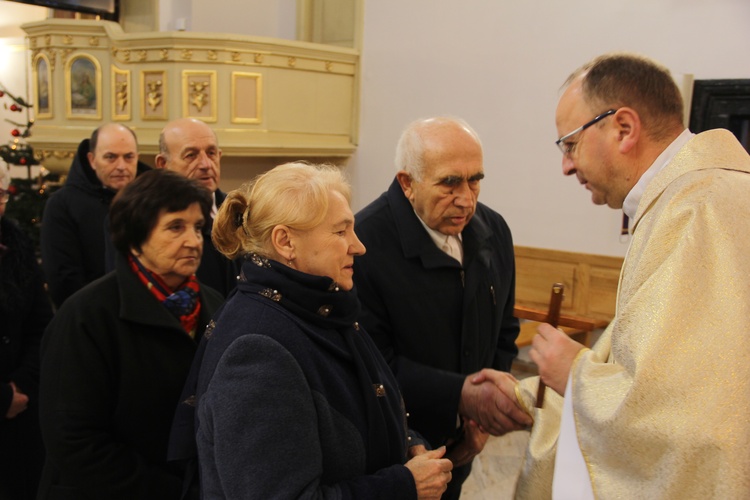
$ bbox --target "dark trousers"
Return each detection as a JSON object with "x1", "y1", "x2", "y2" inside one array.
[{"x1": 442, "y1": 461, "x2": 472, "y2": 500}]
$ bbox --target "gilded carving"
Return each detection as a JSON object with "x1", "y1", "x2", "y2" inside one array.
[
  {"x1": 207, "y1": 50, "x2": 217, "y2": 61},
  {"x1": 115, "y1": 81, "x2": 128, "y2": 112},
  {"x1": 160, "y1": 49, "x2": 169, "y2": 60},
  {"x1": 287, "y1": 56, "x2": 296, "y2": 68},
  {"x1": 189, "y1": 81, "x2": 209, "y2": 112},
  {"x1": 47, "y1": 49, "x2": 56, "y2": 72},
  {"x1": 121, "y1": 50, "x2": 131, "y2": 62},
  {"x1": 181, "y1": 49, "x2": 193, "y2": 60},
  {"x1": 182, "y1": 71, "x2": 217, "y2": 122},
  {"x1": 111, "y1": 66, "x2": 131, "y2": 120},
  {"x1": 137, "y1": 50, "x2": 147, "y2": 62},
  {"x1": 63, "y1": 35, "x2": 73, "y2": 45},
  {"x1": 231, "y1": 51, "x2": 241, "y2": 62},
  {"x1": 146, "y1": 80, "x2": 162, "y2": 111},
  {"x1": 89, "y1": 36, "x2": 99, "y2": 46},
  {"x1": 39, "y1": 150, "x2": 74, "y2": 161},
  {"x1": 141, "y1": 70, "x2": 167, "y2": 120},
  {"x1": 254, "y1": 53, "x2": 264, "y2": 64},
  {"x1": 29, "y1": 37, "x2": 37, "y2": 49},
  {"x1": 325, "y1": 61, "x2": 333, "y2": 72},
  {"x1": 60, "y1": 48, "x2": 73, "y2": 65},
  {"x1": 44, "y1": 35, "x2": 51, "y2": 46}
]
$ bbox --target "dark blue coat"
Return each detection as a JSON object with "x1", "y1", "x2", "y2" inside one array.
[
  {"x1": 188, "y1": 257, "x2": 416, "y2": 499},
  {"x1": 353, "y1": 178, "x2": 519, "y2": 448}
]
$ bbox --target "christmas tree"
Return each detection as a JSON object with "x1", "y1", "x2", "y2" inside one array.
[{"x1": 0, "y1": 82, "x2": 61, "y2": 254}]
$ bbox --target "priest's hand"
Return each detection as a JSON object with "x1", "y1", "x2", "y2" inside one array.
[
  {"x1": 459, "y1": 370, "x2": 532, "y2": 435},
  {"x1": 529, "y1": 323, "x2": 585, "y2": 396}
]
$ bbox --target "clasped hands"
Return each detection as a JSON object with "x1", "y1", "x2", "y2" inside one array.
[{"x1": 459, "y1": 369, "x2": 532, "y2": 437}]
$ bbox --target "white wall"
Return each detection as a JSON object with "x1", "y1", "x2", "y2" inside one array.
[
  {"x1": 0, "y1": 1, "x2": 48, "y2": 180},
  {"x1": 2, "y1": 0, "x2": 749, "y2": 256},
  {"x1": 188, "y1": 0, "x2": 297, "y2": 39},
  {"x1": 349, "y1": 0, "x2": 750, "y2": 257}
]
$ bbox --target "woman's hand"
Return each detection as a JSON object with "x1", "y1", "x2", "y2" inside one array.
[{"x1": 404, "y1": 446, "x2": 453, "y2": 500}]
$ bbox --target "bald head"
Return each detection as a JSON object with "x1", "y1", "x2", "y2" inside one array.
[
  {"x1": 395, "y1": 117, "x2": 482, "y2": 181},
  {"x1": 394, "y1": 116, "x2": 484, "y2": 235},
  {"x1": 155, "y1": 118, "x2": 221, "y2": 192}
]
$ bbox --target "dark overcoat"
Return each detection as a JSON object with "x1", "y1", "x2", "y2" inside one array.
[
  {"x1": 37, "y1": 255, "x2": 223, "y2": 500},
  {"x1": 353, "y1": 178, "x2": 519, "y2": 447},
  {"x1": 0, "y1": 216, "x2": 53, "y2": 499},
  {"x1": 40, "y1": 138, "x2": 150, "y2": 308}
]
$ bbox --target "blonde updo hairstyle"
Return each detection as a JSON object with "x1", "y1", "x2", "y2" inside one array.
[{"x1": 213, "y1": 162, "x2": 351, "y2": 261}]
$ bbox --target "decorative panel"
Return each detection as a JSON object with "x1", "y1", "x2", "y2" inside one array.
[
  {"x1": 32, "y1": 53, "x2": 52, "y2": 119},
  {"x1": 182, "y1": 70, "x2": 217, "y2": 122},
  {"x1": 111, "y1": 66, "x2": 130, "y2": 121},
  {"x1": 22, "y1": 19, "x2": 360, "y2": 169},
  {"x1": 141, "y1": 70, "x2": 167, "y2": 121},
  {"x1": 231, "y1": 72, "x2": 262, "y2": 124},
  {"x1": 65, "y1": 53, "x2": 101, "y2": 120}
]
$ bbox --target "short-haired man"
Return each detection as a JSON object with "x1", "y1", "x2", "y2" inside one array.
[
  {"x1": 511, "y1": 53, "x2": 750, "y2": 499},
  {"x1": 41, "y1": 123, "x2": 150, "y2": 308},
  {"x1": 354, "y1": 116, "x2": 532, "y2": 499},
  {"x1": 156, "y1": 118, "x2": 237, "y2": 297}
]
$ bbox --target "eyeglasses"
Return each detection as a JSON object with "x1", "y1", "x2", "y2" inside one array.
[
  {"x1": 555, "y1": 109, "x2": 617, "y2": 155},
  {"x1": 0, "y1": 190, "x2": 8, "y2": 204}
]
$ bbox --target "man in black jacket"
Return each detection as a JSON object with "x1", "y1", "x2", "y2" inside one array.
[
  {"x1": 155, "y1": 118, "x2": 237, "y2": 297},
  {"x1": 354, "y1": 116, "x2": 532, "y2": 499},
  {"x1": 41, "y1": 123, "x2": 150, "y2": 308}
]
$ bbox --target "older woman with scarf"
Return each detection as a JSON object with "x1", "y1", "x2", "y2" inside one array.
[
  {"x1": 37, "y1": 169, "x2": 224, "y2": 500},
  {"x1": 172, "y1": 163, "x2": 453, "y2": 499}
]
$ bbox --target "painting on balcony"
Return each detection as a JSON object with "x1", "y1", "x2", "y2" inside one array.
[
  {"x1": 33, "y1": 53, "x2": 52, "y2": 119},
  {"x1": 66, "y1": 54, "x2": 101, "y2": 120}
]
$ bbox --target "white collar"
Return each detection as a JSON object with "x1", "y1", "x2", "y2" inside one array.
[{"x1": 622, "y1": 128, "x2": 694, "y2": 219}]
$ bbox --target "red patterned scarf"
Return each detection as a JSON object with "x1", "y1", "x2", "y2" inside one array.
[{"x1": 128, "y1": 254, "x2": 202, "y2": 337}]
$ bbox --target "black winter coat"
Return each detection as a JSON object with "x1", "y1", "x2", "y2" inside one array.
[
  {"x1": 195, "y1": 190, "x2": 238, "y2": 298},
  {"x1": 40, "y1": 138, "x2": 151, "y2": 308},
  {"x1": 354, "y1": 178, "x2": 519, "y2": 448},
  {"x1": 37, "y1": 255, "x2": 223, "y2": 500},
  {"x1": 0, "y1": 216, "x2": 53, "y2": 499}
]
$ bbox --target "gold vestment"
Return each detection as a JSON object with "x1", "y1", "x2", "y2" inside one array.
[{"x1": 515, "y1": 130, "x2": 750, "y2": 499}]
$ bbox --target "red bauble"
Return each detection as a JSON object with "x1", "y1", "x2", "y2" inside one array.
[
  {"x1": 19, "y1": 157, "x2": 27, "y2": 165},
  {"x1": 9, "y1": 104, "x2": 19, "y2": 111},
  {"x1": 11, "y1": 129, "x2": 20, "y2": 137},
  {"x1": 0, "y1": 91, "x2": 4, "y2": 97}
]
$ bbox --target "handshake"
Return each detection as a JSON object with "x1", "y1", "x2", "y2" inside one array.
[
  {"x1": 460, "y1": 369, "x2": 533, "y2": 436},
  {"x1": 441, "y1": 369, "x2": 533, "y2": 468}
]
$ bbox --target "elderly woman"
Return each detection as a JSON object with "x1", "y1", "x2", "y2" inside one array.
[
  {"x1": 184, "y1": 163, "x2": 453, "y2": 499},
  {"x1": 37, "y1": 169, "x2": 224, "y2": 500}
]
